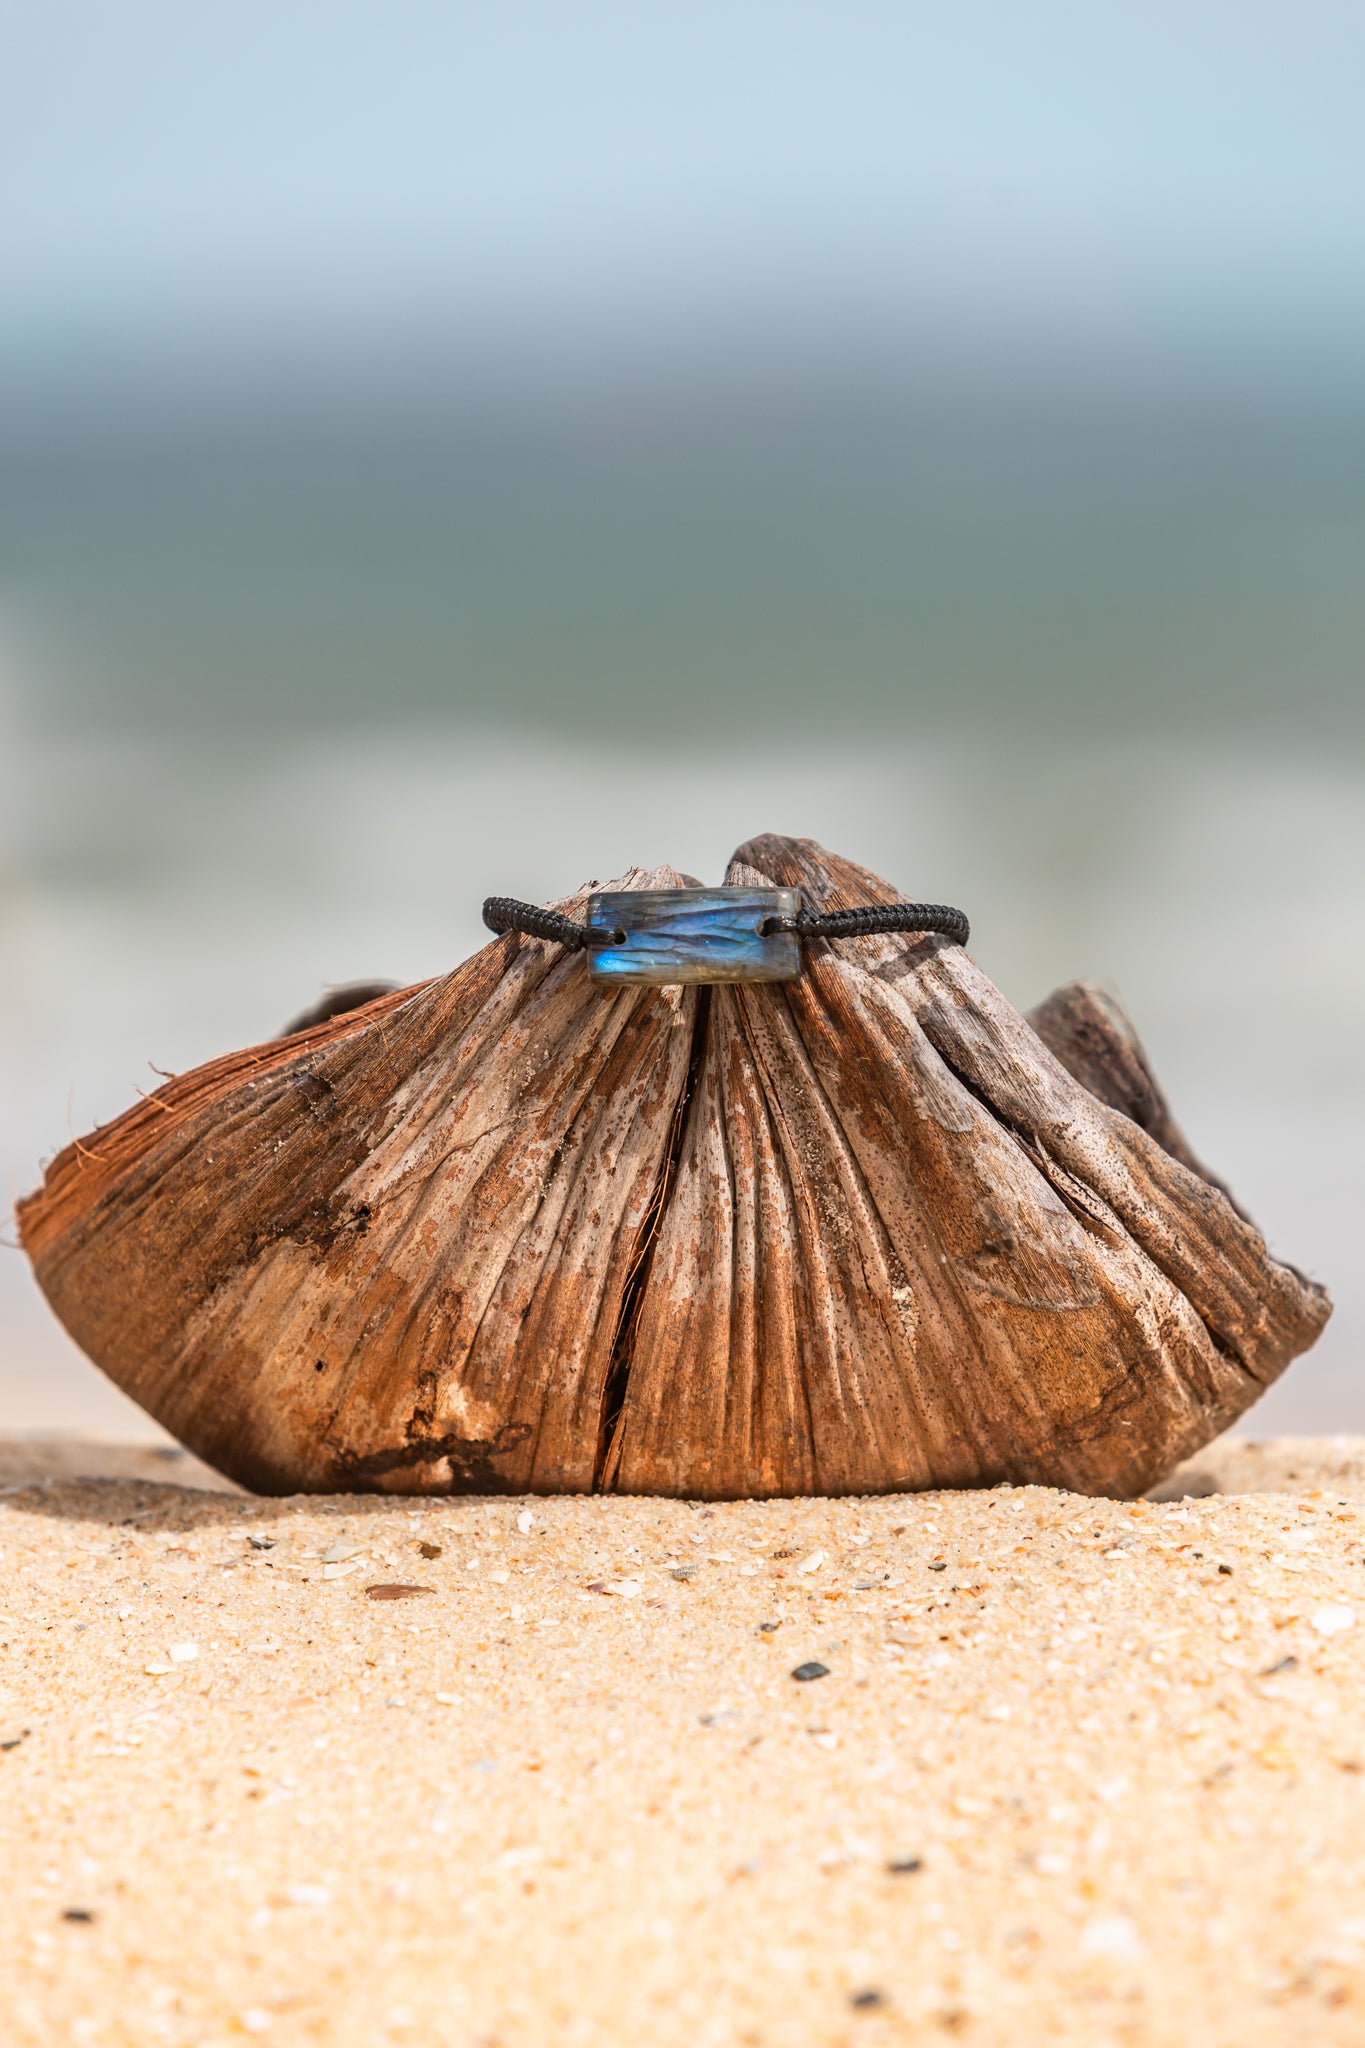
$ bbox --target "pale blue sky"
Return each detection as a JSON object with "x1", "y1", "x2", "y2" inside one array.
[{"x1": 4, "y1": 0, "x2": 1365, "y2": 401}]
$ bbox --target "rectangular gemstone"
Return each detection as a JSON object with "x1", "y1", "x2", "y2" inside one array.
[{"x1": 586, "y1": 887, "x2": 802, "y2": 985}]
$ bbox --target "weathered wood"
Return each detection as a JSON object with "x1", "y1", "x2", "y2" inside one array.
[
  {"x1": 17, "y1": 837, "x2": 1330, "y2": 1499},
  {"x1": 19, "y1": 868, "x2": 696, "y2": 1495},
  {"x1": 607, "y1": 871, "x2": 939, "y2": 1499},
  {"x1": 702, "y1": 835, "x2": 1327, "y2": 1495},
  {"x1": 1026, "y1": 980, "x2": 1240, "y2": 1210}
]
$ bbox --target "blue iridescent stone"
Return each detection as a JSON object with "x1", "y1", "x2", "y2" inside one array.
[{"x1": 585, "y1": 887, "x2": 802, "y2": 986}]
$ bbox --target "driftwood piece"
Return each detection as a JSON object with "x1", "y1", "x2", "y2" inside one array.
[{"x1": 17, "y1": 837, "x2": 1329, "y2": 1499}]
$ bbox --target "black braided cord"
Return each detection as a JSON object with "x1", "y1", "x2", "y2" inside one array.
[
  {"x1": 482, "y1": 895, "x2": 969, "y2": 950},
  {"x1": 481, "y1": 896, "x2": 592, "y2": 950},
  {"x1": 775, "y1": 902, "x2": 970, "y2": 947}
]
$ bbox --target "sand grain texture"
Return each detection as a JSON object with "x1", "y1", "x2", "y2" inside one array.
[{"x1": 4, "y1": 1434, "x2": 1365, "y2": 2046}]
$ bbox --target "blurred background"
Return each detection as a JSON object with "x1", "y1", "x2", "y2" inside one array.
[{"x1": 2, "y1": 0, "x2": 1361, "y2": 1443}]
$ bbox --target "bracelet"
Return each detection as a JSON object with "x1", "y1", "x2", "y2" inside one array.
[{"x1": 482, "y1": 887, "x2": 969, "y2": 987}]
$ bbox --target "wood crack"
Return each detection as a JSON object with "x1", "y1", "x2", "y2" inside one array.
[{"x1": 594, "y1": 986, "x2": 712, "y2": 1491}]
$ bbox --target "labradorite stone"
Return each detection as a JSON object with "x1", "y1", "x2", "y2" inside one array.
[{"x1": 585, "y1": 887, "x2": 801, "y2": 985}]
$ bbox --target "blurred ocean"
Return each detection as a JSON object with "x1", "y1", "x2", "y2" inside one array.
[{"x1": 2, "y1": 397, "x2": 1361, "y2": 1440}]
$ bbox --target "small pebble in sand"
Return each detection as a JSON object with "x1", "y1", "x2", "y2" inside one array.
[
  {"x1": 792, "y1": 1662, "x2": 830, "y2": 1682},
  {"x1": 365, "y1": 1584, "x2": 434, "y2": 1602},
  {"x1": 1313, "y1": 1604, "x2": 1355, "y2": 1634},
  {"x1": 1080, "y1": 1913, "x2": 1146, "y2": 1962}
]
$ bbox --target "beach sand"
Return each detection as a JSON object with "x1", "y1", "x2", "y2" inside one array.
[{"x1": 4, "y1": 1432, "x2": 1365, "y2": 2047}]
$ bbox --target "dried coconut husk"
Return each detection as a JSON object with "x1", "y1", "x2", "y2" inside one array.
[{"x1": 17, "y1": 837, "x2": 1328, "y2": 1499}]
